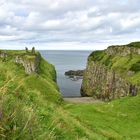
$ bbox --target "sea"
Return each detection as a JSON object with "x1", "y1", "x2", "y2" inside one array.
[{"x1": 40, "y1": 50, "x2": 92, "y2": 97}]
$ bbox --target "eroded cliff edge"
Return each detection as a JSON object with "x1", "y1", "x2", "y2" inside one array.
[
  {"x1": 0, "y1": 49, "x2": 41, "y2": 74},
  {"x1": 81, "y1": 42, "x2": 140, "y2": 100}
]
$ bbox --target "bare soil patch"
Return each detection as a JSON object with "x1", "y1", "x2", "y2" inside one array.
[{"x1": 63, "y1": 97, "x2": 102, "y2": 104}]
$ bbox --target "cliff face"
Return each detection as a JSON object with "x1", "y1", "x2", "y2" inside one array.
[
  {"x1": 0, "y1": 51, "x2": 8, "y2": 58},
  {"x1": 0, "y1": 50, "x2": 41, "y2": 74},
  {"x1": 106, "y1": 44, "x2": 140, "y2": 56},
  {"x1": 15, "y1": 54, "x2": 40, "y2": 74},
  {"x1": 81, "y1": 42, "x2": 140, "y2": 100}
]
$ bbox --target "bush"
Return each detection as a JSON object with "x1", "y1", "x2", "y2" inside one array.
[{"x1": 129, "y1": 61, "x2": 140, "y2": 72}]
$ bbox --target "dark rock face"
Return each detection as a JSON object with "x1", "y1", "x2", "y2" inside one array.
[
  {"x1": 65, "y1": 70, "x2": 84, "y2": 81},
  {"x1": 81, "y1": 62, "x2": 138, "y2": 100},
  {"x1": 65, "y1": 70, "x2": 84, "y2": 76},
  {"x1": 129, "y1": 85, "x2": 138, "y2": 96}
]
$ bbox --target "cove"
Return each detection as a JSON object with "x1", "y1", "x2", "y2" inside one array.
[{"x1": 40, "y1": 50, "x2": 91, "y2": 97}]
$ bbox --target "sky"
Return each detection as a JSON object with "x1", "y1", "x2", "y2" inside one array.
[{"x1": 0, "y1": 0, "x2": 140, "y2": 50}]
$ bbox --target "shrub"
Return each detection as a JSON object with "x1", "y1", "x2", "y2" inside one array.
[{"x1": 129, "y1": 61, "x2": 140, "y2": 72}]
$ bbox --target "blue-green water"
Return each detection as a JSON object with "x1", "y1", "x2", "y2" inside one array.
[{"x1": 40, "y1": 50, "x2": 91, "y2": 97}]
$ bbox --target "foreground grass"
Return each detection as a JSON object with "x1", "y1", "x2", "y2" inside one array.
[
  {"x1": 0, "y1": 51, "x2": 62, "y2": 139},
  {"x1": 0, "y1": 51, "x2": 107, "y2": 140},
  {"x1": 1, "y1": 50, "x2": 140, "y2": 140},
  {"x1": 64, "y1": 95, "x2": 140, "y2": 140}
]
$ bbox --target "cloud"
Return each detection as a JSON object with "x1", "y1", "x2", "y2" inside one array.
[{"x1": 0, "y1": 0, "x2": 140, "y2": 50}]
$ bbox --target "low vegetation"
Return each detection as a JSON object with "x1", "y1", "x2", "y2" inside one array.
[
  {"x1": 0, "y1": 50, "x2": 62, "y2": 139},
  {"x1": 65, "y1": 95, "x2": 140, "y2": 140},
  {"x1": 0, "y1": 45, "x2": 140, "y2": 140}
]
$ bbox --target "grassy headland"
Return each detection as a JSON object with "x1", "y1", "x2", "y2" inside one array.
[{"x1": 0, "y1": 45, "x2": 140, "y2": 140}]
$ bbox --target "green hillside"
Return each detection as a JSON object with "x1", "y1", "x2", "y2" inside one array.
[
  {"x1": 0, "y1": 50, "x2": 106, "y2": 140},
  {"x1": 0, "y1": 50, "x2": 62, "y2": 139},
  {"x1": 1, "y1": 46, "x2": 140, "y2": 140},
  {"x1": 65, "y1": 95, "x2": 140, "y2": 140}
]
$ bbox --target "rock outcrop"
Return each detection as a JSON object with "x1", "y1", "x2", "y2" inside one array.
[
  {"x1": 65, "y1": 70, "x2": 84, "y2": 76},
  {"x1": 0, "y1": 51, "x2": 8, "y2": 58},
  {"x1": 15, "y1": 54, "x2": 40, "y2": 74},
  {"x1": 0, "y1": 48, "x2": 41, "y2": 74},
  {"x1": 81, "y1": 42, "x2": 140, "y2": 101},
  {"x1": 106, "y1": 45, "x2": 140, "y2": 56},
  {"x1": 65, "y1": 70, "x2": 84, "y2": 81}
]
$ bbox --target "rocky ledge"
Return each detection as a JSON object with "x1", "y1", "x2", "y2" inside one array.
[
  {"x1": 15, "y1": 48, "x2": 41, "y2": 74},
  {"x1": 106, "y1": 42, "x2": 140, "y2": 56},
  {"x1": 65, "y1": 70, "x2": 84, "y2": 81},
  {"x1": 15, "y1": 54, "x2": 40, "y2": 74},
  {"x1": 0, "y1": 47, "x2": 41, "y2": 75}
]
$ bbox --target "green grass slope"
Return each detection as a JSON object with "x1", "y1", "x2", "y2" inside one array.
[
  {"x1": 1, "y1": 48, "x2": 140, "y2": 140},
  {"x1": 0, "y1": 50, "x2": 62, "y2": 139},
  {"x1": 65, "y1": 95, "x2": 140, "y2": 140},
  {"x1": 0, "y1": 50, "x2": 108, "y2": 140}
]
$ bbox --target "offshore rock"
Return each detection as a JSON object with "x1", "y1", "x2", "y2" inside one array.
[
  {"x1": 65, "y1": 70, "x2": 84, "y2": 76},
  {"x1": 65, "y1": 70, "x2": 84, "y2": 81}
]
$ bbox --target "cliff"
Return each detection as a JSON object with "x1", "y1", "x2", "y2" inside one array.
[
  {"x1": 0, "y1": 49, "x2": 62, "y2": 139},
  {"x1": 81, "y1": 42, "x2": 140, "y2": 100},
  {"x1": 107, "y1": 42, "x2": 140, "y2": 56},
  {"x1": 0, "y1": 50, "x2": 41, "y2": 74},
  {"x1": 15, "y1": 53, "x2": 41, "y2": 74}
]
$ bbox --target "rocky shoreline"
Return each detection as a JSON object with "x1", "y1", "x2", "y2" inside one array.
[{"x1": 65, "y1": 70, "x2": 84, "y2": 81}]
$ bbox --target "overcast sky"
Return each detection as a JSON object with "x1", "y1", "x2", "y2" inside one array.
[{"x1": 0, "y1": 0, "x2": 140, "y2": 50}]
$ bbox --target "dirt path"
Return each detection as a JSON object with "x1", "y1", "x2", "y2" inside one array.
[{"x1": 63, "y1": 97, "x2": 102, "y2": 104}]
